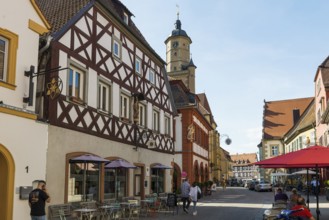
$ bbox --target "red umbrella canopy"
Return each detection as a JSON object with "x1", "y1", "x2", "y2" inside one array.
[{"x1": 255, "y1": 145, "x2": 329, "y2": 168}]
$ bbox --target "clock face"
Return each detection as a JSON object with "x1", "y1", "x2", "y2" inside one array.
[{"x1": 173, "y1": 41, "x2": 179, "y2": 48}]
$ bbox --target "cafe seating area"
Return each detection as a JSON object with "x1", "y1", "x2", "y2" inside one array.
[{"x1": 48, "y1": 192, "x2": 180, "y2": 220}]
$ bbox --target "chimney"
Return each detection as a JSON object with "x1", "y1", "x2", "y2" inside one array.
[{"x1": 293, "y1": 109, "x2": 300, "y2": 125}]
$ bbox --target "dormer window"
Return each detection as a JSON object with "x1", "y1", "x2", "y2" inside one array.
[{"x1": 123, "y1": 12, "x2": 129, "y2": 25}]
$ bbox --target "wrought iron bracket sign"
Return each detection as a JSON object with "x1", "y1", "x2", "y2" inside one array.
[{"x1": 24, "y1": 65, "x2": 67, "y2": 106}]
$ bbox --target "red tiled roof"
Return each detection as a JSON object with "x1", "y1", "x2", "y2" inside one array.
[
  {"x1": 263, "y1": 97, "x2": 313, "y2": 139},
  {"x1": 230, "y1": 153, "x2": 258, "y2": 165},
  {"x1": 35, "y1": 0, "x2": 155, "y2": 59}
]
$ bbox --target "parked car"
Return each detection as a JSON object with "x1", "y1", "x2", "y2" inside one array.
[
  {"x1": 255, "y1": 181, "x2": 272, "y2": 192},
  {"x1": 230, "y1": 178, "x2": 238, "y2": 186},
  {"x1": 248, "y1": 180, "x2": 259, "y2": 190}
]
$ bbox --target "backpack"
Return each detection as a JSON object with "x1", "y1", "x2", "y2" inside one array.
[
  {"x1": 197, "y1": 186, "x2": 202, "y2": 199},
  {"x1": 197, "y1": 191, "x2": 201, "y2": 199}
]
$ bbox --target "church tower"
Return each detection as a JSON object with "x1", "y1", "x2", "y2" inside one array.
[{"x1": 165, "y1": 11, "x2": 197, "y2": 93}]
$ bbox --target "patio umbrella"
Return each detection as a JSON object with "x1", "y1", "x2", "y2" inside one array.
[
  {"x1": 270, "y1": 172, "x2": 291, "y2": 176},
  {"x1": 152, "y1": 163, "x2": 172, "y2": 194},
  {"x1": 254, "y1": 145, "x2": 329, "y2": 220},
  {"x1": 105, "y1": 159, "x2": 137, "y2": 169},
  {"x1": 105, "y1": 159, "x2": 137, "y2": 199},
  {"x1": 291, "y1": 170, "x2": 316, "y2": 175},
  {"x1": 69, "y1": 154, "x2": 109, "y2": 201}
]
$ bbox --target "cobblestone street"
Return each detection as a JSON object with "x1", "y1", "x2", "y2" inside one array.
[{"x1": 142, "y1": 187, "x2": 329, "y2": 220}]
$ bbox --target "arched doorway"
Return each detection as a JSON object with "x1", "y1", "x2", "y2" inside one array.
[
  {"x1": 193, "y1": 161, "x2": 199, "y2": 182},
  {"x1": 200, "y1": 162, "x2": 204, "y2": 182},
  {"x1": 205, "y1": 165, "x2": 209, "y2": 181},
  {"x1": 172, "y1": 163, "x2": 181, "y2": 193},
  {"x1": 0, "y1": 144, "x2": 15, "y2": 220}
]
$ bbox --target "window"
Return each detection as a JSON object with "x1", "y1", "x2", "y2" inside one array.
[
  {"x1": 138, "y1": 104, "x2": 146, "y2": 127},
  {"x1": 104, "y1": 167, "x2": 127, "y2": 199},
  {"x1": 0, "y1": 28, "x2": 18, "y2": 90},
  {"x1": 149, "y1": 69, "x2": 155, "y2": 85},
  {"x1": 113, "y1": 39, "x2": 121, "y2": 59},
  {"x1": 0, "y1": 37, "x2": 8, "y2": 81},
  {"x1": 165, "y1": 116, "x2": 170, "y2": 136},
  {"x1": 135, "y1": 57, "x2": 142, "y2": 74},
  {"x1": 98, "y1": 80, "x2": 111, "y2": 113},
  {"x1": 123, "y1": 13, "x2": 129, "y2": 25},
  {"x1": 153, "y1": 110, "x2": 159, "y2": 132},
  {"x1": 120, "y1": 94, "x2": 130, "y2": 120},
  {"x1": 151, "y1": 168, "x2": 164, "y2": 194},
  {"x1": 271, "y1": 145, "x2": 279, "y2": 156},
  {"x1": 68, "y1": 65, "x2": 86, "y2": 103},
  {"x1": 68, "y1": 162, "x2": 100, "y2": 202}
]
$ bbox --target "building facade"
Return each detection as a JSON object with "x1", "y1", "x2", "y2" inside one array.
[
  {"x1": 0, "y1": 0, "x2": 50, "y2": 219},
  {"x1": 36, "y1": 0, "x2": 176, "y2": 205},
  {"x1": 260, "y1": 97, "x2": 313, "y2": 181},
  {"x1": 166, "y1": 15, "x2": 224, "y2": 186},
  {"x1": 230, "y1": 153, "x2": 258, "y2": 180}
]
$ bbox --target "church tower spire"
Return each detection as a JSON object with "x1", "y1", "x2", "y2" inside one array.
[{"x1": 165, "y1": 9, "x2": 196, "y2": 93}]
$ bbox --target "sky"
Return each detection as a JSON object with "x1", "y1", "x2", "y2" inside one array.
[{"x1": 123, "y1": 0, "x2": 329, "y2": 155}]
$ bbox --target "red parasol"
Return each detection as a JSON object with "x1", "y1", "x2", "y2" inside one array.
[{"x1": 254, "y1": 145, "x2": 329, "y2": 220}]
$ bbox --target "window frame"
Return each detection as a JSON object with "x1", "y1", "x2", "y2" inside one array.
[
  {"x1": 67, "y1": 64, "x2": 87, "y2": 104},
  {"x1": 153, "y1": 109, "x2": 159, "y2": 132},
  {"x1": 135, "y1": 57, "x2": 142, "y2": 75},
  {"x1": 123, "y1": 12, "x2": 129, "y2": 25},
  {"x1": 164, "y1": 116, "x2": 170, "y2": 136},
  {"x1": 0, "y1": 36, "x2": 8, "y2": 82},
  {"x1": 112, "y1": 38, "x2": 122, "y2": 60},
  {"x1": 271, "y1": 145, "x2": 279, "y2": 156},
  {"x1": 97, "y1": 79, "x2": 111, "y2": 114},
  {"x1": 0, "y1": 28, "x2": 18, "y2": 90},
  {"x1": 138, "y1": 103, "x2": 146, "y2": 127},
  {"x1": 120, "y1": 93, "x2": 130, "y2": 121},
  {"x1": 149, "y1": 69, "x2": 155, "y2": 85}
]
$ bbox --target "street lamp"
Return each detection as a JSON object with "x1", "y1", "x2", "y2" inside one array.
[{"x1": 220, "y1": 134, "x2": 232, "y2": 145}]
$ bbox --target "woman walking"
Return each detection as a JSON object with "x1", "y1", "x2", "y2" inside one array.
[{"x1": 189, "y1": 182, "x2": 201, "y2": 216}]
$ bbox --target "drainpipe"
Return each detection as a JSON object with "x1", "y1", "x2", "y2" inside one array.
[{"x1": 38, "y1": 35, "x2": 52, "y2": 59}]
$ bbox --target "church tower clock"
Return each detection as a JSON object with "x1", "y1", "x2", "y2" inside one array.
[{"x1": 165, "y1": 12, "x2": 197, "y2": 93}]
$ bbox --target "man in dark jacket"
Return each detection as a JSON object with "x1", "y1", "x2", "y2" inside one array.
[
  {"x1": 274, "y1": 188, "x2": 288, "y2": 202},
  {"x1": 29, "y1": 180, "x2": 50, "y2": 220}
]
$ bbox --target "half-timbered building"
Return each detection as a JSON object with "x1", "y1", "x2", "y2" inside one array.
[{"x1": 35, "y1": 0, "x2": 176, "y2": 204}]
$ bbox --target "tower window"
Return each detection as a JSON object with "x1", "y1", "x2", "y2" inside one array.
[{"x1": 123, "y1": 12, "x2": 129, "y2": 25}]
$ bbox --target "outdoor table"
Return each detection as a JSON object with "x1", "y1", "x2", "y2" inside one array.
[
  {"x1": 263, "y1": 208, "x2": 282, "y2": 220},
  {"x1": 74, "y1": 208, "x2": 97, "y2": 220},
  {"x1": 120, "y1": 202, "x2": 133, "y2": 219},
  {"x1": 98, "y1": 205, "x2": 113, "y2": 219},
  {"x1": 140, "y1": 199, "x2": 154, "y2": 216}
]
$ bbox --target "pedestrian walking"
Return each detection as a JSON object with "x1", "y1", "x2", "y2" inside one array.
[
  {"x1": 181, "y1": 178, "x2": 191, "y2": 213},
  {"x1": 189, "y1": 182, "x2": 201, "y2": 216},
  {"x1": 311, "y1": 177, "x2": 319, "y2": 196},
  {"x1": 222, "y1": 178, "x2": 227, "y2": 190},
  {"x1": 28, "y1": 180, "x2": 50, "y2": 220}
]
